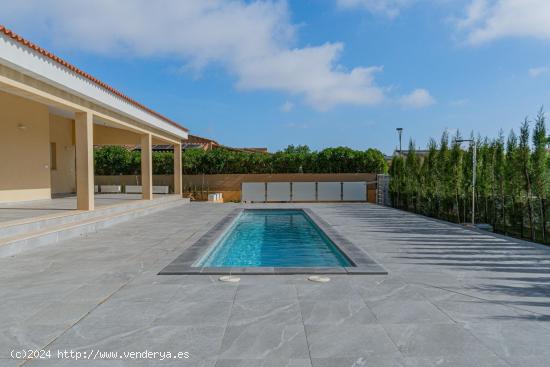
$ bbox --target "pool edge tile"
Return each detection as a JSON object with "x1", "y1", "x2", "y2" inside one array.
[{"x1": 159, "y1": 207, "x2": 388, "y2": 276}]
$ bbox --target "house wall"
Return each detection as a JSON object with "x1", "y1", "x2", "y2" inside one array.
[
  {"x1": 49, "y1": 114, "x2": 76, "y2": 195},
  {"x1": 0, "y1": 91, "x2": 51, "y2": 202}
]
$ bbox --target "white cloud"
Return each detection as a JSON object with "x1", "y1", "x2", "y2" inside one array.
[
  {"x1": 286, "y1": 122, "x2": 309, "y2": 129},
  {"x1": 450, "y1": 98, "x2": 469, "y2": 106},
  {"x1": 2, "y1": 0, "x2": 390, "y2": 110},
  {"x1": 280, "y1": 101, "x2": 294, "y2": 112},
  {"x1": 456, "y1": 0, "x2": 488, "y2": 30},
  {"x1": 529, "y1": 66, "x2": 550, "y2": 78},
  {"x1": 337, "y1": 0, "x2": 415, "y2": 18},
  {"x1": 458, "y1": 0, "x2": 550, "y2": 44},
  {"x1": 400, "y1": 89, "x2": 436, "y2": 108}
]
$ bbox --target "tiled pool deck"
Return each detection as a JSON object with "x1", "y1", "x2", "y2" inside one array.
[
  {"x1": 160, "y1": 208, "x2": 387, "y2": 275},
  {"x1": 1, "y1": 203, "x2": 550, "y2": 366}
]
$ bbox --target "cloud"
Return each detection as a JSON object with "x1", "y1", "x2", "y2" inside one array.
[
  {"x1": 337, "y1": 0, "x2": 415, "y2": 18},
  {"x1": 458, "y1": 0, "x2": 550, "y2": 44},
  {"x1": 529, "y1": 66, "x2": 550, "y2": 78},
  {"x1": 450, "y1": 98, "x2": 469, "y2": 106},
  {"x1": 286, "y1": 122, "x2": 309, "y2": 129},
  {"x1": 456, "y1": 0, "x2": 488, "y2": 30},
  {"x1": 400, "y1": 89, "x2": 436, "y2": 108},
  {"x1": 280, "y1": 101, "x2": 294, "y2": 112},
  {"x1": 2, "y1": 0, "x2": 389, "y2": 110}
]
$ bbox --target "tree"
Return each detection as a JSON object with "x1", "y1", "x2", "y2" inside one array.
[
  {"x1": 182, "y1": 149, "x2": 205, "y2": 175},
  {"x1": 178, "y1": 146, "x2": 388, "y2": 175},
  {"x1": 449, "y1": 132, "x2": 464, "y2": 223},
  {"x1": 387, "y1": 108, "x2": 550, "y2": 245},
  {"x1": 505, "y1": 130, "x2": 522, "y2": 236},
  {"x1": 283, "y1": 145, "x2": 311, "y2": 155},
  {"x1": 493, "y1": 131, "x2": 506, "y2": 231},
  {"x1": 531, "y1": 107, "x2": 548, "y2": 242},
  {"x1": 519, "y1": 118, "x2": 535, "y2": 240},
  {"x1": 389, "y1": 155, "x2": 405, "y2": 208},
  {"x1": 436, "y1": 131, "x2": 450, "y2": 219},
  {"x1": 152, "y1": 152, "x2": 174, "y2": 175},
  {"x1": 364, "y1": 148, "x2": 388, "y2": 174},
  {"x1": 94, "y1": 146, "x2": 132, "y2": 175},
  {"x1": 404, "y1": 140, "x2": 420, "y2": 211},
  {"x1": 423, "y1": 139, "x2": 438, "y2": 216},
  {"x1": 478, "y1": 137, "x2": 495, "y2": 224}
]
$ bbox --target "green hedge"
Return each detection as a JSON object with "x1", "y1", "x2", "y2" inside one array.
[
  {"x1": 94, "y1": 145, "x2": 388, "y2": 175},
  {"x1": 389, "y1": 107, "x2": 550, "y2": 244},
  {"x1": 93, "y1": 146, "x2": 174, "y2": 175}
]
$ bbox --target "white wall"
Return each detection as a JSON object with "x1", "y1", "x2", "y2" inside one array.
[
  {"x1": 242, "y1": 183, "x2": 265, "y2": 202},
  {"x1": 343, "y1": 182, "x2": 367, "y2": 201},
  {"x1": 267, "y1": 182, "x2": 291, "y2": 202},
  {"x1": 241, "y1": 181, "x2": 369, "y2": 203},
  {"x1": 318, "y1": 182, "x2": 342, "y2": 201}
]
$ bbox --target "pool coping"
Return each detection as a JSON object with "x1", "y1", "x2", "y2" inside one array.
[{"x1": 158, "y1": 208, "x2": 388, "y2": 275}]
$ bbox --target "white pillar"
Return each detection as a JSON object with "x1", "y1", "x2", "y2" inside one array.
[
  {"x1": 174, "y1": 142, "x2": 182, "y2": 196},
  {"x1": 75, "y1": 111, "x2": 94, "y2": 210},
  {"x1": 141, "y1": 134, "x2": 153, "y2": 200}
]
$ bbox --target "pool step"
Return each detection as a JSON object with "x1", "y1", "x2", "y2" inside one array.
[{"x1": 0, "y1": 196, "x2": 189, "y2": 257}]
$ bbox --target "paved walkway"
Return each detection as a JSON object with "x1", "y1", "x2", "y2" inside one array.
[{"x1": 1, "y1": 203, "x2": 549, "y2": 366}]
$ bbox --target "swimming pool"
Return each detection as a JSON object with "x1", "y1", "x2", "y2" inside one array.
[
  {"x1": 159, "y1": 207, "x2": 387, "y2": 275},
  {"x1": 195, "y1": 209, "x2": 352, "y2": 267}
]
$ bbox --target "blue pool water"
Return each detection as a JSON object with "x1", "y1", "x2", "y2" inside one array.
[{"x1": 195, "y1": 210, "x2": 352, "y2": 267}]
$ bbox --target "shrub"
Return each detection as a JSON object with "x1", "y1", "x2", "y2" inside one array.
[{"x1": 94, "y1": 145, "x2": 388, "y2": 175}]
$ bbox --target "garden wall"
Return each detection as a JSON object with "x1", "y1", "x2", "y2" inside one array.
[{"x1": 94, "y1": 173, "x2": 378, "y2": 202}]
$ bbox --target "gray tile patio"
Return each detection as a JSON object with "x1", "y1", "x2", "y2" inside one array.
[
  {"x1": 0, "y1": 194, "x2": 165, "y2": 223},
  {"x1": 1, "y1": 203, "x2": 550, "y2": 366}
]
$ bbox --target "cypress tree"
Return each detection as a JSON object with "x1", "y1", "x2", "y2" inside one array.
[
  {"x1": 493, "y1": 131, "x2": 506, "y2": 232},
  {"x1": 519, "y1": 119, "x2": 535, "y2": 240},
  {"x1": 532, "y1": 107, "x2": 548, "y2": 242}
]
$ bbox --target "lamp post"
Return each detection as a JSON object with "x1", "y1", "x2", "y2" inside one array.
[
  {"x1": 396, "y1": 128, "x2": 403, "y2": 156},
  {"x1": 455, "y1": 138, "x2": 476, "y2": 226}
]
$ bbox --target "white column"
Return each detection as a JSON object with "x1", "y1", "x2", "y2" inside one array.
[
  {"x1": 174, "y1": 142, "x2": 182, "y2": 196},
  {"x1": 141, "y1": 134, "x2": 153, "y2": 200},
  {"x1": 75, "y1": 111, "x2": 94, "y2": 210}
]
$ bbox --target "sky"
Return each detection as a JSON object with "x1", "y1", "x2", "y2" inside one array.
[{"x1": 3, "y1": 0, "x2": 550, "y2": 154}]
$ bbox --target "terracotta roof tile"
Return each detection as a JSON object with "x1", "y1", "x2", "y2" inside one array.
[{"x1": 0, "y1": 25, "x2": 188, "y2": 132}]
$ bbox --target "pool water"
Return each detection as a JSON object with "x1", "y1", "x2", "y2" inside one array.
[{"x1": 195, "y1": 209, "x2": 352, "y2": 267}]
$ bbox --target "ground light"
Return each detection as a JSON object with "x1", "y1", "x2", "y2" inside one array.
[
  {"x1": 308, "y1": 275, "x2": 330, "y2": 283},
  {"x1": 219, "y1": 275, "x2": 240, "y2": 282}
]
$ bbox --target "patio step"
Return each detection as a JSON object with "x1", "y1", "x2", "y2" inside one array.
[
  {"x1": 0, "y1": 195, "x2": 181, "y2": 239},
  {"x1": 0, "y1": 196, "x2": 189, "y2": 257}
]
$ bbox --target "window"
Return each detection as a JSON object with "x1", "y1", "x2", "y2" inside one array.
[{"x1": 50, "y1": 142, "x2": 57, "y2": 170}]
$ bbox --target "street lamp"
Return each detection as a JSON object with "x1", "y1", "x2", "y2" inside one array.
[
  {"x1": 396, "y1": 128, "x2": 403, "y2": 156},
  {"x1": 455, "y1": 138, "x2": 476, "y2": 226}
]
